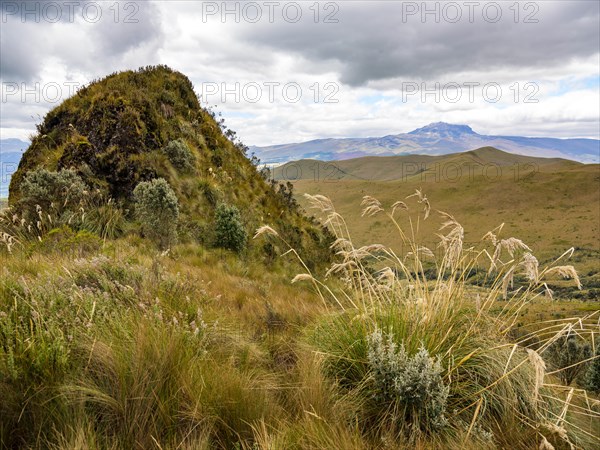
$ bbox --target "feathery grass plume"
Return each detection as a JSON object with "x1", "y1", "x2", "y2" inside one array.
[
  {"x1": 405, "y1": 246, "x2": 435, "y2": 261},
  {"x1": 254, "y1": 225, "x2": 279, "y2": 239},
  {"x1": 526, "y1": 348, "x2": 546, "y2": 404},
  {"x1": 304, "y1": 193, "x2": 349, "y2": 238},
  {"x1": 376, "y1": 267, "x2": 396, "y2": 285},
  {"x1": 437, "y1": 212, "x2": 464, "y2": 269},
  {"x1": 490, "y1": 237, "x2": 532, "y2": 271},
  {"x1": 291, "y1": 273, "x2": 314, "y2": 284},
  {"x1": 544, "y1": 266, "x2": 582, "y2": 290},
  {"x1": 0, "y1": 231, "x2": 19, "y2": 253},
  {"x1": 406, "y1": 188, "x2": 431, "y2": 220},
  {"x1": 521, "y1": 252, "x2": 540, "y2": 283},
  {"x1": 391, "y1": 200, "x2": 408, "y2": 217},
  {"x1": 330, "y1": 237, "x2": 352, "y2": 251},
  {"x1": 361, "y1": 195, "x2": 384, "y2": 217}
]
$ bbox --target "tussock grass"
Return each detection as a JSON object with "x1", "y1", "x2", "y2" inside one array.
[
  {"x1": 1, "y1": 190, "x2": 598, "y2": 449},
  {"x1": 256, "y1": 191, "x2": 600, "y2": 448}
]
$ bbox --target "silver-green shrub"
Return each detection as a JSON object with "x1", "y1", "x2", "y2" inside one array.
[
  {"x1": 546, "y1": 333, "x2": 592, "y2": 386},
  {"x1": 367, "y1": 328, "x2": 449, "y2": 431},
  {"x1": 584, "y1": 346, "x2": 600, "y2": 393},
  {"x1": 19, "y1": 168, "x2": 87, "y2": 220},
  {"x1": 133, "y1": 178, "x2": 179, "y2": 249},
  {"x1": 162, "y1": 139, "x2": 196, "y2": 172}
]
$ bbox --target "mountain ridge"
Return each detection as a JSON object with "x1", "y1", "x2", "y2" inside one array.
[{"x1": 252, "y1": 122, "x2": 600, "y2": 164}]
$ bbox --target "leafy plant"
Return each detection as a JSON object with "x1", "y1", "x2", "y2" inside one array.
[
  {"x1": 583, "y1": 345, "x2": 600, "y2": 393},
  {"x1": 367, "y1": 328, "x2": 449, "y2": 432},
  {"x1": 133, "y1": 178, "x2": 179, "y2": 249},
  {"x1": 214, "y1": 203, "x2": 247, "y2": 253}
]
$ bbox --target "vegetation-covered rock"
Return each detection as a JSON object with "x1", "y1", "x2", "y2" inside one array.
[{"x1": 9, "y1": 65, "x2": 332, "y2": 266}]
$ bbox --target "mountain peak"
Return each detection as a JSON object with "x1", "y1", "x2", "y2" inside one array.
[{"x1": 408, "y1": 122, "x2": 476, "y2": 135}]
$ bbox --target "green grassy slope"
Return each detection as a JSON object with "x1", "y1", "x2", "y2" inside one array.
[{"x1": 292, "y1": 161, "x2": 600, "y2": 297}]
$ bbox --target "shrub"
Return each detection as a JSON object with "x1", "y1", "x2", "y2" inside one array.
[
  {"x1": 133, "y1": 178, "x2": 179, "y2": 249},
  {"x1": 214, "y1": 203, "x2": 247, "y2": 253},
  {"x1": 162, "y1": 139, "x2": 195, "y2": 172},
  {"x1": 583, "y1": 346, "x2": 600, "y2": 393},
  {"x1": 18, "y1": 168, "x2": 87, "y2": 220},
  {"x1": 367, "y1": 328, "x2": 449, "y2": 432},
  {"x1": 546, "y1": 334, "x2": 592, "y2": 386}
]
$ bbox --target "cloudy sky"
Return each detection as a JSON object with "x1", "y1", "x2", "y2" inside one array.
[{"x1": 1, "y1": 0, "x2": 599, "y2": 146}]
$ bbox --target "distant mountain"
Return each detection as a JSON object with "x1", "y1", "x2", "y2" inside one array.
[
  {"x1": 252, "y1": 122, "x2": 600, "y2": 164},
  {"x1": 272, "y1": 147, "x2": 585, "y2": 182},
  {"x1": 0, "y1": 138, "x2": 29, "y2": 197}
]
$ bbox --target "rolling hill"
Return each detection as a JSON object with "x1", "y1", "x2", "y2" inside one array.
[
  {"x1": 252, "y1": 122, "x2": 600, "y2": 164},
  {"x1": 285, "y1": 149, "x2": 600, "y2": 292},
  {"x1": 273, "y1": 147, "x2": 582, "y2": 182}
]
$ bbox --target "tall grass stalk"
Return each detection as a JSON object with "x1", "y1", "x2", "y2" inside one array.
[{"x1": 255, "y1": 191, "x2": 600, "y2": 448}]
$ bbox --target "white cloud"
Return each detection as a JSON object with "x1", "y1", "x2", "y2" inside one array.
[{"x1": 0, "y1": 0, "x2": 598, "y2": 147}]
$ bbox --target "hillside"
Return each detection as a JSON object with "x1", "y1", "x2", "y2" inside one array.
[
  {"x1": 253, "y1": 122, "x2": 600, "y2": 163},
  {"x1": 289, "y1": 154, "x2": 600, "y2": 297},
  {"x1": 273, "y1": 147, "x2": 582, "y2": 182},
  {"x1": 2, "y1": 72, "x2": 599, "y2": 449},
  {"x1": 8, "y1": 66, "x2": 332, "y2": 266}
]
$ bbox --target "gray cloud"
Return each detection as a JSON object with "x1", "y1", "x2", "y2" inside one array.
[
  {"x1": 237, "y1": 1, "x2": 600, "y2": 86},
  {"x1": 0, "y1": 0, "x2": 165, "y2": 81}
]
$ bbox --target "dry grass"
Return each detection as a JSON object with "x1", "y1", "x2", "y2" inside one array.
[
  {"x1": 1, "y1": 189, "x2": 598, "y2": 449},
  {"x1": 256, "y1": 191, "x2": 600, "y2": 448}
]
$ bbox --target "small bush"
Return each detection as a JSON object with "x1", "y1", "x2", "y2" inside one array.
[
  {"x1": 18, "y1": 168, "x2": 87, "y2": 220},
  {"x1": 214, "y1": 203, "x2": 247, "y2": 253},
  {"x1": 133, "y1": 178, "x2": 179, "y2": 249},
  {"x1": 162, "y1": 139, "x2": 196, "y2": 172},
  {"x1": 583, "y1": 346, "x2": 600, "y2": 393},
  {"x1": 367, "y1": 328, "x2": 449, "y2": 432},
  {"x1": 545, "y1": 334, "x2": 592, "y2": 386}
]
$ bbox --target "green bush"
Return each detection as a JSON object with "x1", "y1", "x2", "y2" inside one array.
[
  {"x1": 162, "y1": 139, "x2": 196, "y2": 172},
  {"x1": 214, "y1": 203, "x2": 247, "y2": 253},
  {"x1": 18, "y1": 168, "x2": 87, "y2": 220},
  {"x1": 133, "y1": 178, "x2": 179, "y2": 249},
  {"x1": 546, "y1": 334, "x2": 592, "y2": 386},
  {"x1": 583, "y1": 346, "x2": 600, "y2": 393}
]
